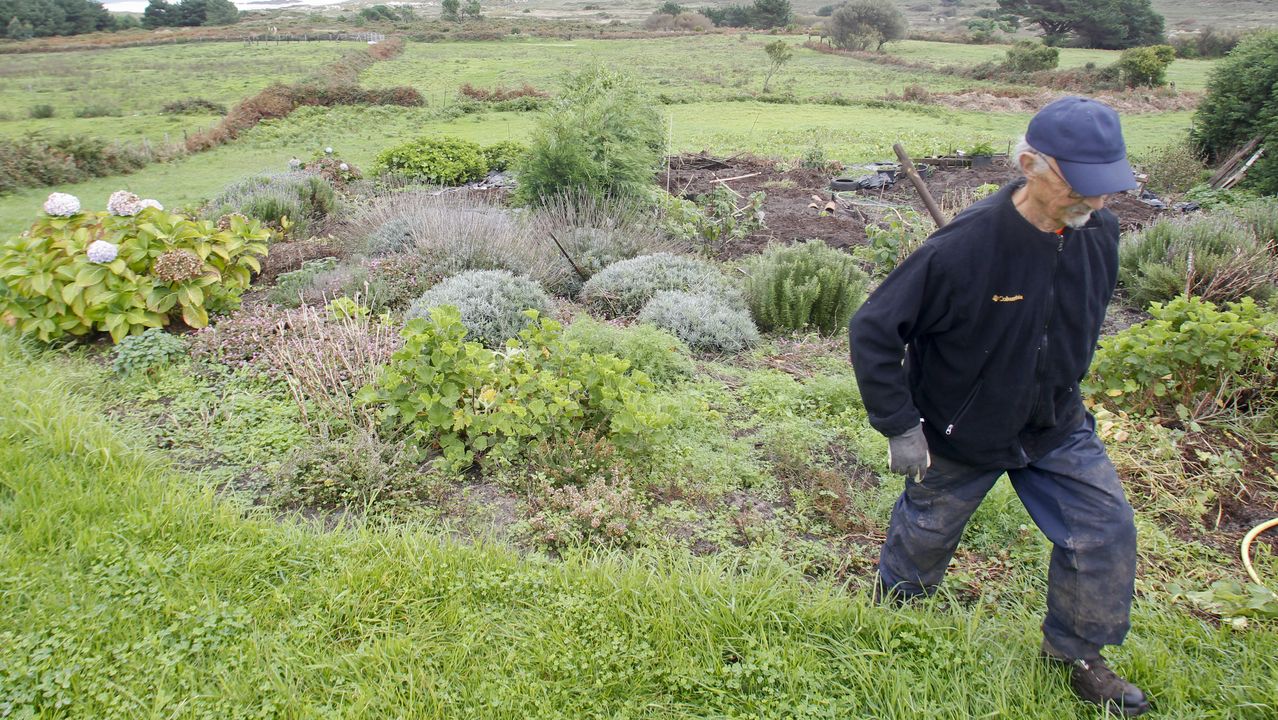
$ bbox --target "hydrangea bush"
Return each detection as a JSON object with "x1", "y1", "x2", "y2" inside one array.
[
  {"x1": 405, "y1": 270, "x2": 550, "y2": 348},
  {"x1": 0, "y1": 193, "x2": 271, "y2": 342}
]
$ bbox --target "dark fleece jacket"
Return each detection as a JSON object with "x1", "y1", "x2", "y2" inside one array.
[{"x1": 848, "y1": 179, "x2": 1120, "y2": 470}]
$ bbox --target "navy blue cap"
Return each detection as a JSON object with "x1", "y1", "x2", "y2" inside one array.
[{"x1": 1026, "y1": 96, "x2": 1137, "y2": 197}]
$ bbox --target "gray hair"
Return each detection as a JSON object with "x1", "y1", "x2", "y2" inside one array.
[{"x1": 1014, "y1": 136, "x2": 1050, "y2": 177}]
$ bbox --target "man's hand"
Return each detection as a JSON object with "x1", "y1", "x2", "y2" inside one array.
[{"x1": 888, "y1": 425, "x2": 930, "y2": 482}]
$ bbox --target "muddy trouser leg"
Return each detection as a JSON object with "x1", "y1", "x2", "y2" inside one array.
[
  {"x1": 1007, "y1": 415, "x2": 1137, "y2": 660},
  {"x1": 877, "y1": 456, "x2": 1003, "y2": 598}
]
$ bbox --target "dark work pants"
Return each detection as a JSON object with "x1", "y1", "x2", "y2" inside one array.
[{"x1": 877, "y1": 415, "x2": 1137, "y2": 660}]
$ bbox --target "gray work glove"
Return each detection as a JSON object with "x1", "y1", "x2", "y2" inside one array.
[{"x1": 888, "y1": 425, "x2": 930, "y2": 483}]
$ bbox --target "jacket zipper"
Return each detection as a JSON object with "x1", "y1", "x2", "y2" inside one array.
[{"x1": 945, "y1": 379, "x2": 985, "y2": 436}]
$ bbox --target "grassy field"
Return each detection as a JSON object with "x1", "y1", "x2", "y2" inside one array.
[
  {"x1": 0, "y1": 41, "x2": 365, "y2": 144},
  {"x1": 882, "y1": 39, "x2": 1219, "y2": 92},
  {"x1": 0, "y1": 33, "x2": 1208, "y2": 233}
]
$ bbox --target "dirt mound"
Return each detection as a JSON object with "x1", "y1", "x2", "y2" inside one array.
[{"x1": 664, "y1": 152, "x2": 1166, "y2": 260}]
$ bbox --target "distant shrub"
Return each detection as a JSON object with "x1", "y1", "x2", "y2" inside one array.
[
  {"x1": 1002, "y1": 40, "x2": 1059, "y2": 73},
  {"x1": 458, "y1": 82, "x2": 548, "y2": 102},
  {"x1": 564, "y1": 316, "x2": 695, "y2": 386},
  {"x1": 1118, "y1": 215, "x2": 1278, "y2": 307},
  {"x1": 479, "y1": 140, "x2": 527, "y2": 172},
  {"x1": 743, "y1": 239, "x2": 868, "y2": 336},
  {"x1": 74, "y1": 103, "x2": 121, "y2": 118},
  {"x1": 161, "y1": 98, "x2": 228, "y2": 115},
  {"x1": 514, "y1": 64, "x2": 662, "y2": 206},
  {"x1": 1117, "y1": 45, "x2": 1176, "y2": 87},
  {"x1": 1170, "y1": 26, "x2": 1241, "y2": 59},
  {"x1": 207, "y1": 172, "x2": 337, "y2": 238},
  {"x1": 643, "y1": 11, "x2": 713, "y2": 31},
  {"x1": 578, "y1": 253, "x2": 740, "y2": 319},
  {"x1": 637, "y1": 290, "x2": 759, "y2": 353},
  {"x1": 111, "y1": 328, "x2": 187, "y2": 376},
  {"x1": 405, "y1": 270, "x2": 551, "y2": 348},
  {"x1": 1134, "y1": 138, "x2": 1208, "y2": 195},
  {"x1": 269, "y1": 257, "x2": 339, "y2": 307},
  {"x1": 1085, "y1": 296, "x2": 1278, "y2": 419},
  {"x1": 28, "y1": 104, "x2": 54, "y2": 119},
  {"x1": 0, "y1": 135, "x2": 151, "y2": 194},
  {"x1": 1192, "y1": 31, "x2": 1278, "y2": 195},
  {"x1": 374, "y1": 136, "x2": 489, "y2": 185}
]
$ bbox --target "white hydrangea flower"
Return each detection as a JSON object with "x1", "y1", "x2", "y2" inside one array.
[
  {"x1": 107, "y1": 190, "x2": 143, "y2": 216},
  {"x1": 87, "y1": 240, "x2": 119, "y2": 264},
  {"x1": 324, "y1": 146, "x2": 334, "y2": 155},
  {"x1": 137, "y1": 199, "x2": 163, "y2": 211},
  {"x1": 288, "y1": 157, "x2": 302, "y2": 169},
  {"x1": 339, "y1": 163, "x2": 349, "y2": 172},
  {"x1": 43, "y1": 192, "x2": 81, "y2": 217}
]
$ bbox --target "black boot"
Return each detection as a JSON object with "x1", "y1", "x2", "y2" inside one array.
[{"x1": 1041, "y1": 639, "x2": 1151, "y2": 716}]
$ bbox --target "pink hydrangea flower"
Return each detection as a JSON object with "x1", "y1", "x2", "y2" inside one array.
[{"x1": 107, "y1": 190, "x2": 144, "y2": 216}]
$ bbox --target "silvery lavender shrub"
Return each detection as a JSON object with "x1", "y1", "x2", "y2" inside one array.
[
  {"x1": 637, "y1": 290, "x2": 759, "y2": 354},
  {"x1": 405, "y1": 270, "x2": 551, "y2": 348},
  {"x1": 208, "y1": 172, "x2": 337, "y2": 238},
  {"x1": 578, "y1": 253, "x2": 741, "y2": 319}
]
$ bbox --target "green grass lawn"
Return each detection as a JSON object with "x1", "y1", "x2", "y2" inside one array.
[{"x1": 0, "y1": 41, "x2": 365, "y2": 144}]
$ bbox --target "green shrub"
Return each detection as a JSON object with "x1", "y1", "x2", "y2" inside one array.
[
  {"x1": 1118, "y1": 215, "x2": 1277, "y2": 307},
  {"x1": 742, "y1": 239, "x2": 868, "y2": 336},
  {"x1": 513, "y1": 64, "x2": 663, "y2": 206},
  {"x1": 111, "y1": 327, "x2": 187, "y2": 376},
  {"x1": 1002, "y1": 40, "x2": 1059, "y2": 72},
  {"x1": 74, "y1": 103, "x2": 121, "y2": 118},
  {"x1": 405, "y1": 270, "x2": 551, "y2": 348},
  {"x1": 0, "y1": 203, "x2": 270, "y2": 342},
  {"x1": 161, "y1": 98, "x2": 227, "y2": 115},
  {"x1": 564, "y1": 315, "x2": 695, "y2": 386},
  {"x1": 1117, "y1": 45, "x2": 1176, "y2": 87},
  {"x1": 637, "y1": 290, "x2": 759, "y2": 353},
  {"x1": 861, "y1": 209, "x2": 933, "y2": 276},
  {"x1": 374, "y1": 136, "x2": 489, "y2": 185},
  {"x1": 1191, "y1": 31, "x2": 1278, "y2": 195},
  {"x1": 527, "y1": 475, "x2": 644, "y2": 550},
  {"x1": 480, "y1": 140, "x2": 527, "y2": 172},
  {"x1": 28, "y1": 104, "x2": 54, "y2": 119},
  {"x1": 578, "y1": 253, "x2": 741, "y2": 319},
  {"x1": 272, "y1": 429, "x2": 431, "y2": 513},
  {"x1": 1084, "y1": 296, "x2": 1277, "y2": 418},
  {"x1": 268, "y1": 257, "x2": 339, "y2": 307},
  {"x1": 1134, "y1": 137, "x2": 1208, "y2": 195},
  {"x1": 359, "y1": 306, "x2": 670, "y2": 471},
  {"x1": 208, "y1": 172, "x2": 337, "y2": 239}
]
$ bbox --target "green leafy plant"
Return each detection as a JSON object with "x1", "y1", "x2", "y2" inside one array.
[
  {"x1": 1084, "y1": 296, "x2": 1278, "y2": 419},
  {"x1": 480, "y1": 140, "x2": 527, "y2": 172},
  {"x1": 742, "y1": 239, "x2": 868, "y2": 336},
  {"x1": 637, "y1": 290, "x2": 760, "y2": 354},
  {"x1": 658, "y1": 188, "x2": 767, "y2": 255},
  {"x1": 325, "y1": 295, "x2": 369, "y2": 321},
  {"x1": 862, "y1": 209, "x2": 932, "y2": 276},
  {"x1": 359, "y1": 306, "x2": 671, "y2": 471},
  {"x1": 405, "y1": 270, "x2": 551, "y2": 348},
  {"x1": 111, "y1": 327, "x2": 187, "y2": 376},
  {"x1": 0, "y1": 205, "x2": 270, "y2": 342},
  {"x1": 375, "y1": 136, "x2": 489, "y2": 186},
  {"x1": 578, "y1": 252, "x2": 741, "y2": 319},
  {"x1": 966, "y1": 142, "x2": 995, "y2": 157},
  {"x1": 1002, "y1": 40, "x2": 1059, "y2": 72},
  {"x1": 564, "y1": 315, "x2": 695, "y2": 386}
]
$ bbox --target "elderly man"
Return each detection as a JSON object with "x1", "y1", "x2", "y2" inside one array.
[{"x1": 848, "y1": 97, "x2": 1149, "y2": 716}]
